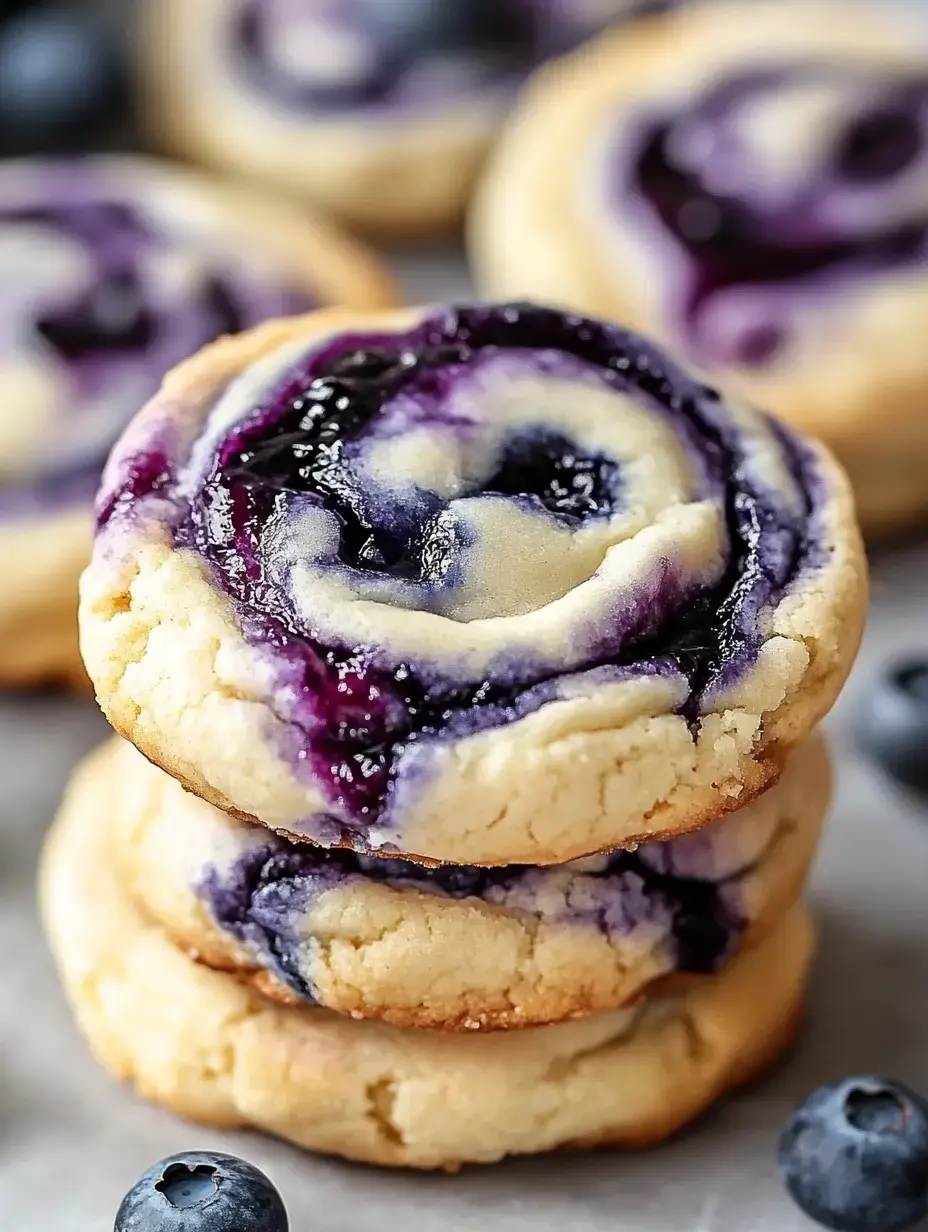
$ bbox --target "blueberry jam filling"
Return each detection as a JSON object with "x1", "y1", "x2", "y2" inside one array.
[
  {"x1": 199, "y1": 838, "x2": 744, "y2": 1001},
  {"x1": 629, "y1": 65, "x2": 928, "y2": 365},
  {"x1": 160, "y1": 303, "x2": 816, "y2": 833},
  {"x1": 234, "y1": 0, "x2": 534, "y2": 110},
  {"x1": 485, "y1": 429, "x2": 620, "y2": 519},
  {"x1": 7, "y1": 200, "x2": 247, "y2": 371},
  {"x1": 0, "y1": 188, "x2": 316, "y2": 516},
  {"x1": 225, "y1": 407, "x2": 620, "y2": 579},
  {"x1": 232, "y1": 0, "x2": 633, "y2": 112}
]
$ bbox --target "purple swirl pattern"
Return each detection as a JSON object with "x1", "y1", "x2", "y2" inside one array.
[
  {"x1": 232, "y1": 0, "x2": 656, "y2": 111},
  {"x1": 0, "y1": 160, "x2": 315, "y2": 520},
  {"x1": 619, "y1": 63, "x2": 928, "y2": 367},
  {"x1": 96, "y1": 303, "x2": 828, "y2": 848}
]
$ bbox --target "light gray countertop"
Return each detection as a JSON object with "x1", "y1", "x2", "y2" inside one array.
[{"x1": 2, "y1": 255, "x2": 928, "y2": 1231}]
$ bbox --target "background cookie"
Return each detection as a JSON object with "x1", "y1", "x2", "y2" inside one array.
[
  {"x1": 470, "y1": 1, "x2": 928, "y2": 535},
  {"x1": 0, "y1": 155, "x2": 394, "y2": 687},
  {"x1": 40, "y1": 759, "x2": 815, "y2": 1170},
  {"x1": 104, "y1": 733, "x2": 830, "y2": 1029},
  {"x1": 80, "y1": 301, "x2": 866, "y2": 865},
  {"x1": 140, "y1": 0, "x2": 659, "y2": 236}
]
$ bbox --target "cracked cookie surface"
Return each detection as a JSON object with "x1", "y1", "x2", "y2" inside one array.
[
  {"x1": 40, "y1": 749, "x2": 815, "y2": 1170},
  {"x1": 471, "y1": 0, "x2": 928, "y2": 535},
  {"x1": 0, "y1": 155, "x2": 394, "y2": 687},
  {"x1": 97, "y1": 734, "x2": 829, "y2": 1029},
  {"x1": 80, "y1": 302, "x2": 865, "y2": 864}
]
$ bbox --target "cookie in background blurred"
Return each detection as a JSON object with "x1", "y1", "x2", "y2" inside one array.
[
  {"x1": 0, "y1": 155, "x2": 394, "y2": 688},
  {"x1": 139, "y1": 0, "x2": 663, "y2": 237},
  {"x1": 471, "y1": 1, "x2": 928, "y2": 536}
]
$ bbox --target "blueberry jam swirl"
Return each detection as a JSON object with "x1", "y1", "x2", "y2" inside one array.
[
  {"x1": 101, "y1": 303, "x2": 824, "y2": 842},
  {"x1": 233, "y1": 0, "x2": 645, "y2": 112},
  {"x1": 0, "y1": 163, "x2": 314, "y2": 518},
  {"x1": 622, "y1": 64, "x2": 928, "y2": 366},
  {"x1": 199, "y1": 823, "x2": 746, "y2": 1002}
]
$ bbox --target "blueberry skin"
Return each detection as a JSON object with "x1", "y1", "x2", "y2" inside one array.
[
  {"x1": 0, "y1": 8, "x2": 127, "y2": 152},
  {"x1": 779, "y1": 1077, "x2": 928, "y2": 1232},
  {"x1": 114, "y1": 1151, "x2": 289, "y2": 1232},
  {"x1": 858, "y1": 660, "x2": 928, "y2": 800}
]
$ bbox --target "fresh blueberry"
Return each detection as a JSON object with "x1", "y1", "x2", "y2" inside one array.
[
  {"x1": 0, "y1": 8, "x2": 127, "y2": 152},
  {"x1": 114, "y1": 1151, "x2": 289, "y2": 1232},
  {"x1": 857, "y1": 659, "x2": 928, "y2": 799},
  {"x1": 353, "y1": 0, "x2": 530, "y2": 57},
  {"x1": 779, "y1": 1076, "x2": 928, "y2": 1232}
]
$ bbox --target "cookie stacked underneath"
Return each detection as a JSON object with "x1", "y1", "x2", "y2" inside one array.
[{"x1": 42, "y1": 301, "x2": 867, "y2": 1169}]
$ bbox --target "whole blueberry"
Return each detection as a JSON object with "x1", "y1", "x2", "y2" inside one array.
[
  {"x1": 114, "y1": 1151, "x2": 289, "y2": 1232},
  {"x1": 858, "y1": 659, "x2": 928, "y2": 799},
  {"x1": 779, "y1": 1076, "x2": 928, "y2": 1231},
  {"x1": 0, "y1": 8, "x2": 127, "y2": 152},
  {"x1": 353, "y1": 0, "x2": 530, "y2": 57}
]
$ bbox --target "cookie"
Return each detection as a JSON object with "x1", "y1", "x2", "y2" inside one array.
[
  {"x1": 141, "y1": 0, "x2": 658, "y2": 236},
  {"x1": 0, "y1": 155, "x2": 394, "y2": 688},
  {"x1": 40, "y1": 761, "x2": 815, "y2": 1170},
  {"x1": 80, "y1": 301, "x2": 865, "y2": 865},
  {"x1": 101, "y1": 733, "x2": 829, "y2": 1029},
  {"x1": 471, "y1": 1, "x2": 928, "y2": 535}
]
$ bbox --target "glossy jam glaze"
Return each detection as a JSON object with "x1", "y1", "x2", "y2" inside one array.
[
  {"x1": 622, "y1": 64, "x2": 928, "y2": 366},
  {"x1": 98, "y1": 303, "x2": 826, "y2": 841}
]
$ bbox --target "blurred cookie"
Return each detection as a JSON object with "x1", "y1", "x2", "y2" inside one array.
[
  {"x1": 40, "y1": 760, "x2": 815, "y2": 1170},
  {"x1": 95, "y1": 732, "x2": 828, "y2": 1028},
  {"x1": 141, "y1": 0, "x2": 658, "y2": 235},
  {"x1": 471, "y1": 1, "x2": 928, "y2": 534},
  {"x1": 0, "y1": 155, "x2": 394, "y2": 686},
  {"x1": 80, "y1": 301, "x2": 864, "y2": 864}
]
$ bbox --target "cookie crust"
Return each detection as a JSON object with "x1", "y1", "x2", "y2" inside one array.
[
  {"x1": 40, "y1": 768, "x2": 815, "y2": 1170},
  {"x1": 80, "y1": 306, "x2": 866, "y2": 864},
  {"x1": 97, "y1": 734, "x2": 830, "y2": 1030}
]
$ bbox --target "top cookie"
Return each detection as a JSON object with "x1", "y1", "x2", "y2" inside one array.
[
  {"x1": 470, "y1": 1, "x2": 928, "y2": 534},
  {"x1": 80, "y1": 301, "x2": 866, "y2": 865},
  {"x1": 141, "y1": 0, "x2": 658, "y2": 235}
]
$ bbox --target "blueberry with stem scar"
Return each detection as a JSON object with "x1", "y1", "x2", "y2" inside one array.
[
  {"x1": 858, "y1": 659, "x2": 928, "y2": 800},
  {"x1": 114, "y1": 1151, "x2": 289, "y2": 1232},
  {"x1": 779, "y1": 1077, "x2": 928, "y2": 1232}
]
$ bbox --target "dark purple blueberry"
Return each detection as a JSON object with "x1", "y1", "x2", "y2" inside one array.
[
  {"x1": 0, "y1": 8, "x2": 127, "y2": 153},
  {"x1": 779, "y1": 1077, "x2": 928, "y2": 1232},
  {"x1": 114, "y1": 1151, "x2": 288, "y2": 1232},
  {"x1": 857, "y1": 659, "x2": 928, "y2": 800},
  {"x1": 835, "y1": 109, "x2": 922, "y2": 184}
]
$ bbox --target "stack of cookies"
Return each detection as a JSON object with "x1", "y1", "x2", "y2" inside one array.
[{"x1": 42, "y1": 300, "x2": 867, "y2": 1170}]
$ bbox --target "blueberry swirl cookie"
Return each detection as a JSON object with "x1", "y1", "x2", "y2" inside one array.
[
  {"x1": 471, "y1": 1, "x2": 928, "y2": 534},
  {"x1": 80, "y1": 301, "x2": 864, "y2": 865},
  {"x1": 41, "y1": 766, "x2": 814, "y2": 1169},
  {"x1": 0, "y1": 156, "x2": 394, "y2": 687},
  {"x1": 104, "y1": 733, "x2": 828, "y2": 1029},
  {"x1": 141, "y1": 0, "x2": 660, "y2": 235}
]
